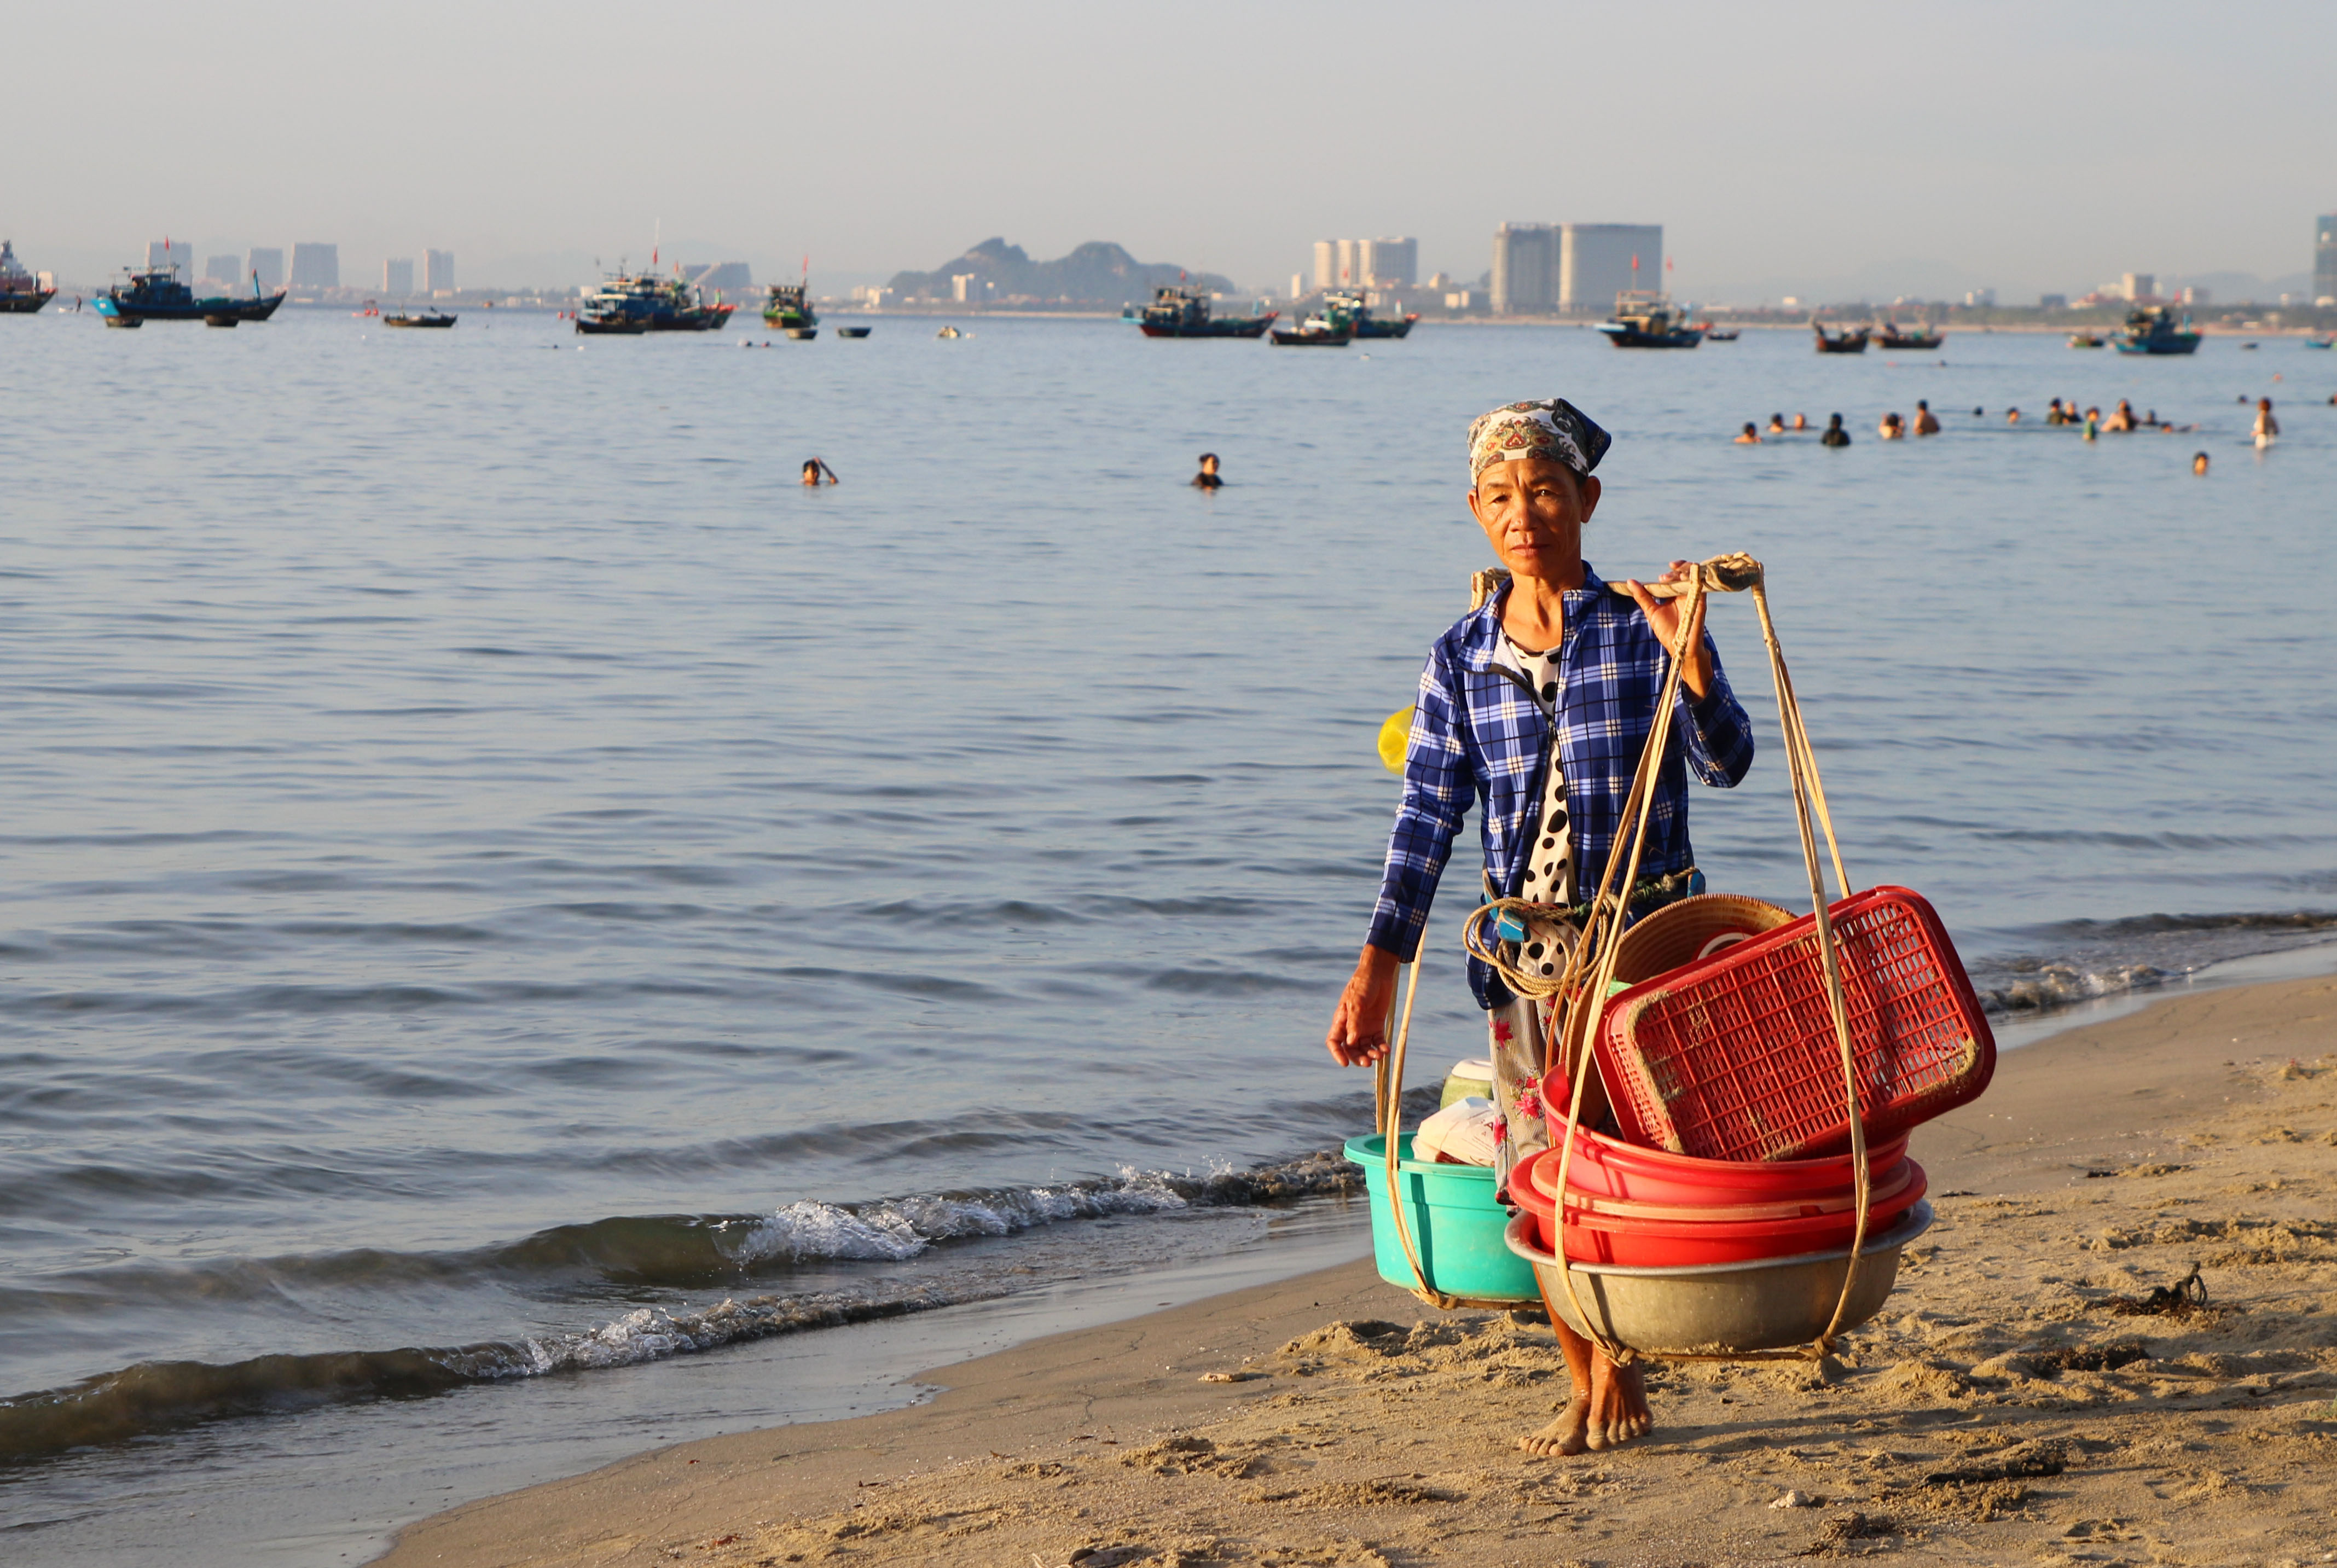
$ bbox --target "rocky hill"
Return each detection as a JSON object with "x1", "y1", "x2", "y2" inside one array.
[{"x1": 886, "y1": 238, "x2": 1236, "y2": 305}]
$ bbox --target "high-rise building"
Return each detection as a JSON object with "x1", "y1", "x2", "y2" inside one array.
[
  {"x1": 1314, "y1": 237, "x2": 1416, "y2": 291},
  {"x1": 146, "y1": 240, "x2": 193, "y2": 275},
  {"x1": 248, "y1": 247, "x2": 285, "y2": 290},
  {"x1": 203, "y1": 254, "x2": 243, "y2": 288},
  {"x1": 289, "y1": 243, "x2": 340, "y2": 289},
  {"x1": 1358, "y1": 237, "x2": 1417, "y2": 289},
  {"x1": 424, "y1": 249, "x2": 455, "y2": 293},
  {"x1": 1558, "y1": 224, "x2": 1662, "y2": 311},
  {"x1": 383, "y1": 258, "x2": 415, "y2": 295},
  {"x1": 2121, "y1": 272, "x2": 2155, "y2": 303},
  {"x1": 2316, "y1": 214, "x2": 2336, "y2": 303},
  {"x1": 1491, "y1": 223, "x2": 1555, "y2": 313}
]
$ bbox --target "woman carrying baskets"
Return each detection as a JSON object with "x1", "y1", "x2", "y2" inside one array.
[{"x1": 1324, "y1": 398, "x2": 1757, "y2": 1454}]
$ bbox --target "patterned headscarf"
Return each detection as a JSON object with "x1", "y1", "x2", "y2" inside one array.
[{"x1": 1467, "y1": 398, "x2": 1612, "y2": 482}]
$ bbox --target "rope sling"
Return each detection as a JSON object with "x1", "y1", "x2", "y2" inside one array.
[{"x1": 1373, "y1": 553, "x2": 1875, "y2": 1361}]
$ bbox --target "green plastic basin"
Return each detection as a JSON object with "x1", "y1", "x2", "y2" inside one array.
[{"x1": 1343, "y1": 1133, "x2": 1540, "y2": 1304}]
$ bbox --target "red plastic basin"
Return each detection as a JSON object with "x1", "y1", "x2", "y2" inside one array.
[
  {"x1": 1534, "y1": 1152, "x2": 1923, "y2": 1224},
  {"x1": 1540, "y1": 1112, "x2": 1909, "y2": 1205},
  {"x1": 1510, "y1": 1146, "x2": 1928, "y2": 1266}
]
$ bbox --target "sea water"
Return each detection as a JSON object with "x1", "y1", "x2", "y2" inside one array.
[{"x1": 1, "y1": 309, "x2": 2331, "y2": 1563}]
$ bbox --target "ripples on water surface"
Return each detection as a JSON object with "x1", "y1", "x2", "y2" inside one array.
[{"x1": 1, "y1": 309, "x2": 2331, "y2": 1558}]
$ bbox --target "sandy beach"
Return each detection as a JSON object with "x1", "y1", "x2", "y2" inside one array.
[{"x1": 379, "y1": 972, "x2": 2337, "y2": 1568}]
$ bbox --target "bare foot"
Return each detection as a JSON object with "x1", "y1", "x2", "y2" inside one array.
[
  {"x1": 1585, "y1": 1354, "x2": 1652, "y2": 1450},
  {"x1": 1515, "y1": 1393, "x2": 1588, "y2": 1457}
]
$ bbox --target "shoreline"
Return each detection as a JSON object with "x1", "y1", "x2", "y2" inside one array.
[{"x1": 379, "y1": 968, "x2": 2337, "y2": 1567}]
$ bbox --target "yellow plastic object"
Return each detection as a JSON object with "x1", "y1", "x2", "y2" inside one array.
[{"x1": 1378, "y1": 707, "x2": 1414, "y2": 773}]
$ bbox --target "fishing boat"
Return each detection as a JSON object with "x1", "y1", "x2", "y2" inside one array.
[
  {"x1": 1701, "y1": 323, "x2": 1739, "y2": 341},
  {"x1": 575, "y1": 269, "x2": 734, "y2": 334},
  {"x1": 1322, "y1": 291, "x2": 1417, "y2": 340},
  {"x1": 1873, "y1": 321, "x2": 1944, "y2": 350},
  {"x1": 384, "y1": 310, "x2": 458, "y2": 328},
  {"x1": 1597, "y1": 292, "x2": 1703, "y2": 349},
  {"x1": 835, "y1": 325, "x2": 871, "y2": 339},
  {"x1": 2112, "y1": 304, "x2": 2201, "y2": 356},
  {"x1": 1811, "y1": 321, "x2": 1869, "y2": 355},
  {"x1": 92, "y1": 260, "x2": 287, "y2": 325},
  {"x1": 2305, "y1": 335, "x2": 2333, "y2": 350},
  {"x1": 762, "y1": 282, "x2": 817, "y2": 338},
  {"x1": 936, "y1": 324, "x2": 964, "y2": 339},
  {"x1": 0, "y1": 240, "x2": 56, "y2": 314},
  {"x1": 1134, "y1": 286, "x2": 1277, "y2": 339},
  {"x1": 2068, "y1": 332, "x2": 2106, "y2": 349},
  {"x1": 1269, "y1": 313, "x2": 1352, "y2": 347}
]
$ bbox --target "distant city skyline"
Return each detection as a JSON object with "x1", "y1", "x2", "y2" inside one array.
[{"x1": 4, "y1": 1, "x2": 2331, "y2": 303}]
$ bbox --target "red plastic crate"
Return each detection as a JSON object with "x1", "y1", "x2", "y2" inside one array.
[{"x1": 1593, "y1": 886, "x2": 1994, "y2": 1162}]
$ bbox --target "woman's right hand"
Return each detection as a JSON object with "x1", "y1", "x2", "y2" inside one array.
[{"x1": 1325, "y1": 945, "x2": 1402, "y2": 1065}]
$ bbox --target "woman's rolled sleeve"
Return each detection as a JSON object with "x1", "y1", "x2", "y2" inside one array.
[
  {"x1": 1677, "y1": 634, "x2": 1756, "y2": 787},
  {"x1": 1366, "y1": 652, "x2": 1472, "y2": 961}
]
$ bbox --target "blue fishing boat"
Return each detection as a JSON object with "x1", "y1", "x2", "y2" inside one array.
[
  {"x1": 1322, "y1": 291, "x2": 1417, "y2": 340},
  {"x1": 576, "y1": 269, "x2": 734, "y2": 334},
  {"x1": 2112, "y1": 304, "x2": 2201, "y2": 356},
  {"x1": 93, "y1": 260, "x2": 285, "y2": 326},
  {"x1": 1598, "y1": 292, "x2": 1703, "y2": 349}
]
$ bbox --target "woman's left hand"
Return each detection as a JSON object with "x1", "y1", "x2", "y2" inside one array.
[{"x1": 1622, "y1": 562, "x2": 1713, "y2": 699}]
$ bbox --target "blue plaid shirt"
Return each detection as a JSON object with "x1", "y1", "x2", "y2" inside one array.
[{"x1": 1366, "y1": 564, "x2": 1756, "y2": 1007}]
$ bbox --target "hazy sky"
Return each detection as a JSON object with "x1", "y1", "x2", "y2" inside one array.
[{"x1": 7, "y1": 0, "x2": 2331, "y2": 299}]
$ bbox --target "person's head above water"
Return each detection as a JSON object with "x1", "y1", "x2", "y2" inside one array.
[
  {"x1": 1465, "y1": 398, "x2": 1609, "y2": 588},
  {"x1": 2193, "y1": 451, "x2": 2210, "y2": 474},
  {"x1": 1197, "y1": 452, "x2": 1220, "y2": 472},
  {"x1": 1826, "y1": 412, "x2": 1845, "y2": 428}
]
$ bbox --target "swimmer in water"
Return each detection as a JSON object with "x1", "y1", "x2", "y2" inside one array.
[
  {"x1": 2193, "y1": 451, "x2": 2210, "y2": 475},
  {"x1": 1878, "y1": 412, "x2": 1905, "y2": 440},
  {"x1": 1191, "y1": 452, "x2": 1224, "y2": 489},
  {"x1": 1766, "y1": 413, "x2": 1787, "y2": 434},
  {"x1": 1793, "y1": 413, "x2": 1808, "y2": 430},
  {"x1": 1912, "y1": 400, "x2": 1940, "y2": 435},
  {"x1": 1735, "y1": 422, "x2": 1762, "y2": 444},
  {"x1": 802, "y1": 458, "x2": 839, "y2": 485},
  {"x1": 2007, "y1": 407, "x2": 2021, "y2": 424},
  {"x1": 2103, "y1": 399, "x2": 2137, "y2": 432},
  {"x1": 2253, "y1": 399, "x2": 2278, "y2": 446}
]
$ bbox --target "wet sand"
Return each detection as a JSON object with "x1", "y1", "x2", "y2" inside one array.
[{"x1": 379, "y1": 973, "x2": 2337, "y2": 1567}]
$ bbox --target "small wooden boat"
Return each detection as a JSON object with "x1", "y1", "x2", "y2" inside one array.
[
  {"x1": 936, "y1": 324, "x2": 963, "y2": 339},
  {"x1": 836, "y1": 326, "x2": 871, "y2": 339},
  {"x1": 1701, "y1": 323, "x2": 1739, "y2": 341},
  {"x1": 574, "y1": 315, "x2": 650, "y2": 336},
  {"x1": 784, "y1": 326, "x2": 815, "y2": 340},
  {"x1": 1874, "y1": 322, "x2": 1943, "y2": 350},
  {"x1": 202, "y1": 312, "x2": 239, "y2": 327},
  {"x1": 1811, "y1": 321, "x2": 1869, "y2": 355},
  {"x1": 103, "y1": 315, "x2": 144, "y2": 329},
  {"x1": 2304, "y1": 335, "x2": 2333, "y2": 349},
  {"x1": 1270, "y1": 314, "x2": 1352, "y2": 347},
  {"x1": 2068, "y1": 332, "x2": 2106, "y2": 349},
  {"x1": 383, "y1": 311, "x2": 457, "y2": 329}
]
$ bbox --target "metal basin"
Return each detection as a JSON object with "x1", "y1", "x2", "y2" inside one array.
[{"x1": 1503, "y1": 1201, "x2": 1932, "y2": 1355}]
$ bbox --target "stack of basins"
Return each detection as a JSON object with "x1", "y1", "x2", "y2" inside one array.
[
  {"x1": 1507, "y1": 1125, "x2": 1927, "y2": 1265},
  {"x1": 1508, "y1": 893, "x2": 1938, "y2": 1268}
]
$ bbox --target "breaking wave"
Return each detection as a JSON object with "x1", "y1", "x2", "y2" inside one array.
[{"x1": 0, "y1": 1149, "x2": 1364, "y2": 1463}]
